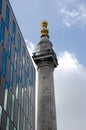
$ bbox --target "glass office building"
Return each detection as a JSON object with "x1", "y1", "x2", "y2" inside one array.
[{"x1": 0, "y1": 0, "x2": 36, "y2": 130}]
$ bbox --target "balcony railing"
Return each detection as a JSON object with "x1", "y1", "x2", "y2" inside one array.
[{"x1": 33, "y1": 49, "x2": 57, "y2": 58}]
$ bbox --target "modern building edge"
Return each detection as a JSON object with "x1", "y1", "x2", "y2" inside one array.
[{"x1": 0, "y1": 0, "x2": 36, "y2": 130}]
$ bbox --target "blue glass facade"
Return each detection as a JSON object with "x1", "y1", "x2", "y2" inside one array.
[{"x1": 0, "y1": 0, "x2": 35, "y2": 130}]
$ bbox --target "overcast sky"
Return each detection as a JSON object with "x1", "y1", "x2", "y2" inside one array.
[{"x1": 10, "y1": 0, "x2": 86, "y2": 130}]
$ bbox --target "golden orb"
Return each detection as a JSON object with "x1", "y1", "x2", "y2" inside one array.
[
  {"x1": 41, "y1": 20, "x2": 49, "y2": 37},
  {"x1": 41, "y1": 20, "x2": 48, "y2": 28}
]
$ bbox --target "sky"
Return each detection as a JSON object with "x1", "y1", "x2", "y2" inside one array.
[{"x1": 10, "y1": 0, "x2": 86, "y2": 130}]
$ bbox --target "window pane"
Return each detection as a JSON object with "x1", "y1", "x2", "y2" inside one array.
[
  {"x1": 23, "y1": 115, "x2": 26, "y2": 130},
  {"x1": 19, "y1": 61, "x2": 22, "y2": 82},
  {"x1": 2, "y1": 50, "x2": 7, "y2": 77},
  {"x1": 33, "y1": 68, "x2": 35, "y2": 87},
  {"x1": 27, "y1": 57, "x2": 30, "y2": 77},
  {"x1": 0, "y1": 18, "x2": 5, "y2": 44},
  {"x1": 29, "y1": 82, "x2": 31, "y2": 101},
  {"x1": 24, "y1": 71, "x2": 27, "y2": 90},
  {"x1": 16, "y1": 76, "x2": 19, "y2": 99},
  {"x1": 30, "y1": 105, "x2": 32, "y2": 126},
  {"x1": 6, "y1": 116, "x2": 10, "y2": 130},
  {"x1": 17, "y1": 105, "x2": 20, "y2": 130},
  {"x1": 31, "y1": 67, "x2": 33, "y2": 86},
  {"x1": 14, "y1": 127, "x2": 16, "y2": 130},
  {"x1": 0, "y1": 105, "x2": 2, "y2": 127},
  {"x1": 28, "y1": 124, "x2": 30, "y2": 130},
  {"x1": 4, "y1": 82, "x2": 9, "y2": 111},
  {"x1": 5, "y1": 5, "x2": 10, "y2": 30},
  {"x1": 18, "y1": 35, "x2": 21, "y2": 55},
  {"x1": 26, "y1": 96, "x2": 28, "y2": 118},
  {"x1": 12, "y1": 21, "x2": 16, "y2": 44},
  {"x1": 22, "y1": 87, "x2": 24, "y2": 108},
  {"x1": 14, "y1": 48, "x2": 17, "y2": 71},
  {"x1": 23, "y1": 47, "x2": 25, "y2": 66},
  {"x1": 0, "y1": 0, "x2": 2, "y2": 14},
  {"x1": 9, "y1": 64, "x2": 13, "y2": 88},
  {"x1": 8, "y1": 34, "x2": 11, "y2": 58},
  {"x1": 11, "y1": 94, "x2": 14, "y2": 121}
]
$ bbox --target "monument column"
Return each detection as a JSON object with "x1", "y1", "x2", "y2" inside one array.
[{"x1": 32, "y1": 20, "x2": 58, "y2": 130}]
